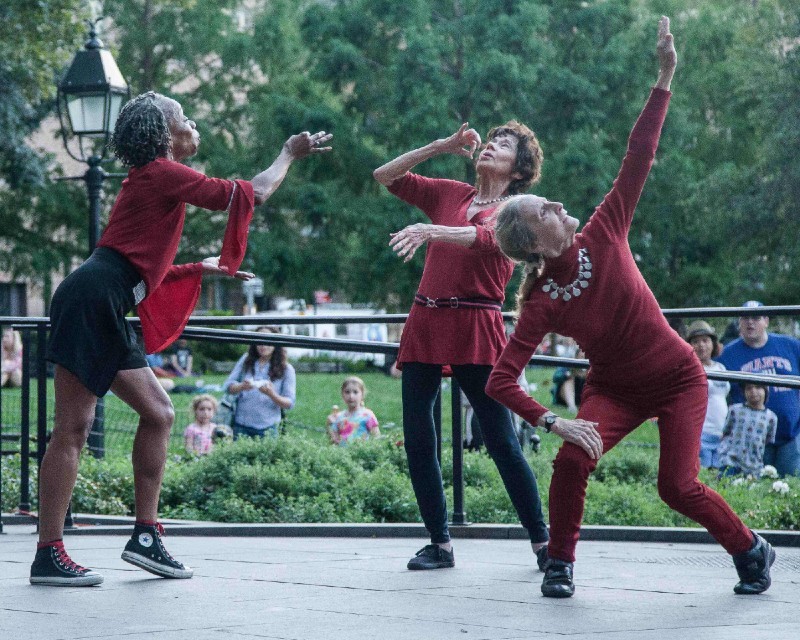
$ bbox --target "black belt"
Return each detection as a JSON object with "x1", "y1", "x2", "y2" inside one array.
[{"x1": 414, "y1": 294, "x2": 502, "y2": 311}]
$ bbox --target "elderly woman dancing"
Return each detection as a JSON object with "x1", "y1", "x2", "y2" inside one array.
[
  {"x1": 374, "y1": 104, "x2": 549, "y2": 570},
  {"x1": 30, "y1": 92, "x2": 331, "y2": 586},
  {"x1": 486, "y1": 18, "x2": 774, "y2": 598}
]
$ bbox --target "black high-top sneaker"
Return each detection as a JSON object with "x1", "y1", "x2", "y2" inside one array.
[
  {"x1": 121, "y1": 522, "x2": 193, "y2": 579},
  {"x1": 30, "y1": 541, "x2": 103, "y2": 586},
  {"x1": 732, "y1": 532, "x2": 775, "y2": 595}
]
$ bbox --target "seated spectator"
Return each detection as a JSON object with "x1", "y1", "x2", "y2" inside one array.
[
  {"x1": 686, "y1": 320, "x2": 729, "y2": 468},
  {"x1": 551, "y1": 348, "x2": 586, "y2": 414},
  {"x1": 183, "y1": 394, "x2": 221, "y2": 456},
  {"x1": 163, "y1": 338, "x2": 194, "y2": 377},
  {"x1": 1, "y1": 328, "x2": 22, "y2": 388},
  {"x1": 718, "y1": 383, "x2": 777, "y2": 477},
  {"x1": 145, "y1": 352, "x2": 175, "y2": 392},
  {"x1": 224, "y1": 326, "x2": 295, "y2": 439},
  {"x1": 327, "y1": 376, "x2": 380, "y2": 445}
]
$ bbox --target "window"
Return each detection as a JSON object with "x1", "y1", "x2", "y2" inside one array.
[{"x1": 0, "y1": 282, "x2": 26, "y2": 316}]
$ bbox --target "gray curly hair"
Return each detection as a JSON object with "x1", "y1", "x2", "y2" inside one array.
[{"x1": 110, "y1": 92, "x2": 181, "y2": 167}]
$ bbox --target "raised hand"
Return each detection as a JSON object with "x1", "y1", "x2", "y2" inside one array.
[
  {"x1": 201, "y1": 256, "x2": 255, "y2": 281},
  {"x1": 389, "y1": 223, "x2": 433, "y2": 262},
  {"x1": 551, "y1": 417, "x2": 604, "y2": 460},
  {"x1": 284, "y1": 131, "x2": 333, "y2": 160},
  {"x1": 654, "y1": 16, "x2": 677, "y2": 91},
  {"x1": 440, "y1": 123, "x2": 481, "y2": 160},
  {"x1": 657, "y1": 16, "x2": 677, "y2": 73}
]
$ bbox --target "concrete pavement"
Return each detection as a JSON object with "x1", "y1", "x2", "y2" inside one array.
[{"x1": 1, "y1": 525, "x2": 799, "y2": 640}]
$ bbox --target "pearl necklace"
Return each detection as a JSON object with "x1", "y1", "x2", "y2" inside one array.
[
  {"x1": 472, "y1": 194, "x2": 511, "y2": 206},
  {"x1": 541, "y1": 248, "x2": 593, "y2": 301}
]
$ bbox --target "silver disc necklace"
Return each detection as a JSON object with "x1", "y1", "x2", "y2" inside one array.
[{"x1": 541, "y1": 248, "x2": 592, "y2": 301}]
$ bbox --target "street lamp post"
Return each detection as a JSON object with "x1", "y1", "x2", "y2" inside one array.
[{"x1": 56, "y1": 18, "x2": 130, "y2": 458}]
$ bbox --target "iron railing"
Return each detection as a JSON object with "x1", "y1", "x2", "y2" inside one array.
[{"x1": 3, "y1": 304, "x2": 800, "y2": 534}]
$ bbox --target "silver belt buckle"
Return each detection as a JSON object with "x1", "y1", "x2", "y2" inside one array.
[
  {"x1": 425, "y1": 297, "x2": 437, "y2": 308},
  {"x1": 449, "y1": 297, "x2": 459, "y2": 308},
  {"x1": 132, "y1": 280, "x2": 147, "y2": 305}
]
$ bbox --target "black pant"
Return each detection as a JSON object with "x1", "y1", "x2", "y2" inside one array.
[{"x1": 402, "y1": 362, "x2": 549, "y2": 544}]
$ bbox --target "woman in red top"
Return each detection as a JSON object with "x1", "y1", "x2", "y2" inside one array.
[
  {"x1": 487, "y1": 18, "x2": 773, "y2": 598},
  {"x1": 374, "y1": 110, "x2": 550, "y2": 570},
  {"x1": 30, "y1": 92, "x2": 332, "y2": 587}
]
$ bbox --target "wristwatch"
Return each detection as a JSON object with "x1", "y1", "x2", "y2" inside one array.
[{"x1": 542, "y1": 413, "x2": 558, "y2": 433}]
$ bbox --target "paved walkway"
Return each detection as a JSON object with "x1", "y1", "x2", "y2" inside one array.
[{"x1": 1, "y1": 525, "x2": 799, "y2": 640}]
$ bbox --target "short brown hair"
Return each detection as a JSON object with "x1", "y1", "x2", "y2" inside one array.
[
  {"x1": 191, "y1": 394, "x2": 218, "y2": 414},
  {"x1": 485, "y1": 121, "x2": 543, "y2": 194}
]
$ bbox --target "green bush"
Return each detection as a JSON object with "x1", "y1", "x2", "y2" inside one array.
[
  {"x1": 72, "y1": 455, "x2": 135, "y2": 515},
  {"x1": 5, "y1": 432, "x2": 800, "y2": 532},
  {"x1": 591, "y1": 445, "x2": 660, "y2": 484},
  {"x1": 1, "y1": 455, "x2": 37, "y2": 513}
]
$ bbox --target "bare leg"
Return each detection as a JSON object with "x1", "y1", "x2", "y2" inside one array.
[
  {"x1": 38, "y1": 366, "x2": 98, "y2": 543},
  {"x1": 110, "y1": 367, "x2": 175, "y2": 521},
  {"x1": 559, "y1": 377, "x2": 578, "y2": 413},
  {"x1": 8, "y1": 369, "x2": 22, "y2": 387}
]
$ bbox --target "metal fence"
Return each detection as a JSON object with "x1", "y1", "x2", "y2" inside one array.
[{"x1": 3, "y1": 305, "x2": 800, "y2": 533}]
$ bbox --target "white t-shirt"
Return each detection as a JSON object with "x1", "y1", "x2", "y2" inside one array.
[{"x1": 703, "y1": 360, "x2": 730, "y2": 437}]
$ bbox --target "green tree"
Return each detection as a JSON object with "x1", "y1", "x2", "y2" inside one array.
[{"x1": 0, "y1": 1, "x2": 91, "y2": 310}]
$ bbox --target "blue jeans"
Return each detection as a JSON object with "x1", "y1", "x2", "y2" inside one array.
[
  {"x1": 402, "y1": 362, "x2": 548, "y2": 545},
  {"x1": 699, "y1": 432, "x2": 721, "y2": 468},
  {"x1": 763, "y1": 436, "x2": 800, "y2": 477},
  {"x1": 233, "y1": 422, "x2": 278, "y2": 440},
  {"x1": 718, "y1": 465, "x2": 743, "y2": 479}
]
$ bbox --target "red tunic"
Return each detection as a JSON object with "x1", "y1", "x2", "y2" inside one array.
[
  {"x1": 487, "y1": 88, "x2": 694, "y2": 422},
  {"x1": 98, "y1": 157, "x2": 255, "y2": 353},
  {"x1": 387, "y1": 173, "x2": 513, "y2": 366}
]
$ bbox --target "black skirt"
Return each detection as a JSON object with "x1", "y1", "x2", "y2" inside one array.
[{"x1": 47, "y1": 247, "x2": 148, "y2": 397}]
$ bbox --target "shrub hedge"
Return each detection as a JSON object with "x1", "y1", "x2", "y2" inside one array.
[{"x1": 3, "y1": 434, "x2": 800, "y2": 531}]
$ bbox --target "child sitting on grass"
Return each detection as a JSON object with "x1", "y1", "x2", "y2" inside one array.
[
  {"x1": 718, "y1": 382, "x2": 777, "y2": 477},
  {"x1": 327, "y1": 376, "x2": 380, "y2": 445}
]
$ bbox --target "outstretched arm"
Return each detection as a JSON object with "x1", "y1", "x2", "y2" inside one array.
[
  {"x1": 373, "y1": 123, "x2": 481, "y2": 186},
  {"x1": 389, "y1": 223, "x2": 478, "y2": 262},
  {"x1": 250, "y1": 131, "x2": 333, "y2": 205},
  {"x1": 200, "y1": 256, "x2": 254, "y2": 281},
  {"x1": 586, "y1": 16, "x2": 677, "y2": 242}
]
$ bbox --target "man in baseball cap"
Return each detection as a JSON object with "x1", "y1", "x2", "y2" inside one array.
[{"x1": 718, "y1": 301, "x2": 800, "y2": 476}]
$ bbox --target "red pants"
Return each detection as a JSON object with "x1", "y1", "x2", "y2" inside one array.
[{"x1": 548, "y1": 366, "x2": 753, "y2": 563}]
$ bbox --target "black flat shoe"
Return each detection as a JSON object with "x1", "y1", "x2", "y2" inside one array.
[
  {"x1": 541, "y1": 558, "x2": 574, "y2": 598},
  {"x1": 733, "y1": 532, "x2": 775, "y2": 595},
  {"x1": 407, "y1": 544, "x2": 455, "y2": 570}
]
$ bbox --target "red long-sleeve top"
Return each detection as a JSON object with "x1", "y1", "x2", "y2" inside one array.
[
  {"x1": 387, "y1": 173, "x2": 513, "y2": 366},
  {"x1": 98, "y1": 158, "x2": 255, "y2": 353},
  {"x1": 487, "y1": 88, "x2": 694, "y2": 424}
]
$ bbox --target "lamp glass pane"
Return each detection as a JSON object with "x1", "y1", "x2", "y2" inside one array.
[
  {"x1": 66, "y1": 94, "x2": 108, "y2": 134},
  {"x1": 109, "y1": 94, "x2": 125, "y2": 131}
]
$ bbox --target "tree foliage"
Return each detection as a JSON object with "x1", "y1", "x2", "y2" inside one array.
[
  {"x1": 0, "y1": 1, "x2": 90, "y2": 302},
  {"x1": 4, "y1": 0, "x2": 800, "y2": 311}
]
